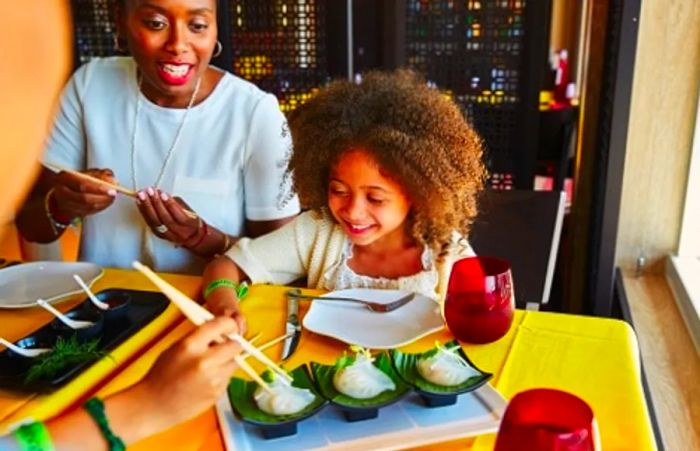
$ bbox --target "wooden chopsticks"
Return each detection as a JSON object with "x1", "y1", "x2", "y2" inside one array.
[
  {"x1": 132, "y1": 261, "x2": 292, "y2": 393},
  {"x1": 44, "y1": 162, "x2": 137, "y2": 197},
  {"x1": 241, "y1": 333, "x2": 293, "y2": 359},
  {"x1": 44, "y1": 163, "x2": 198, "y2": 219}
]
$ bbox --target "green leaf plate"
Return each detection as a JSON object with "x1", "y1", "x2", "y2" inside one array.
[
  {"x1": 227, "y1": 365, "x2": 327, "y2": 439},
  {"x1": 391, "y1": 340, "x2": 492, "y2": 407},
  {"x1": 310, "y1": 352, "x2": 411, "y2": 421}
]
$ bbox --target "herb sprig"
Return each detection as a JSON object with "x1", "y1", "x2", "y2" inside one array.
[
  {"x1": 421, "y1": 340, "x2": 461, "y2": 360},
  {"x1": 24, "y1": 336, "x2": 108, "y2": 383},
  {"x1": 334, "y1": 345, "x2": 372, "y2": 370}
]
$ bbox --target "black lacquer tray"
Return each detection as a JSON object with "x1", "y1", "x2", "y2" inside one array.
[{"x1": 0, "y1": 289, "x2": 168, "y2": 392}]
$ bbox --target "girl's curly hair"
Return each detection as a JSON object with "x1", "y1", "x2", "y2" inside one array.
[{"x1": 286, "y1": 69, "x2": 487, "y2": 255}]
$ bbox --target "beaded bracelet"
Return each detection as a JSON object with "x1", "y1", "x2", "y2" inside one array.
[
  {"x1": 83, "y1": 398, "x2": 125, "y2": 451},
  {"x1": 44, "y1": 188, "x2": 73, "y2": 235},
  {"x1": 203, "y1": 279, "x2": 249, "y2": 301},
  {"x1": 13, "y1": 421, "x2": 55, "y2": 451}
]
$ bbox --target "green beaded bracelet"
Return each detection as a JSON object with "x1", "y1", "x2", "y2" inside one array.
[
  {"x1": 203, "y1": 279, "x2": 249, "y2": 301},
  {"x1": 13, "y1": 421, "x2": 54, "y2": 451},
  {"x1": 83, "y1": 398, "x2": 125, "y2": 451}
]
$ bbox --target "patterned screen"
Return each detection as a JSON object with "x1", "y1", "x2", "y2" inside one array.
[
  {"x1": 72, "y1": 0, "x2": 120, "y2": 66},
  {"x1": 70, "y1": 0, "x2": 534, "y2": 182},
  {"x1": 228, "y1": 0, "x2": 331, "y2": 112},
  {"x1": 405, "y1": 0, "x2": 528, "y2": 189},
  {"x1": 70, "y1": 0, "x2": 332, "y2": 113}
]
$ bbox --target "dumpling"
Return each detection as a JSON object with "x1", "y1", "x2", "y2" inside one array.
[
  {"x1": 333, "y1": 353, "x2": 395, "y2": 399},
  {"x1": 416, "y1": 344, "x2": 479, "y2": 386},
  {"x1": 254, "y1": 376, "x2": 315, "y2": 416}
]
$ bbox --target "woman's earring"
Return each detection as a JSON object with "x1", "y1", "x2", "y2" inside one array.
[
  {"x1": 213, "y1": 40, "x2": 223, "y2": 58},
  {"x1": 112, "y1": 34, "x2": 125, "y2": 53}
]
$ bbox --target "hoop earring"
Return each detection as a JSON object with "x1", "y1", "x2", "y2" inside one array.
[
  {"x1": 112, "y1": 34, "x2": 125, "y2": 53},
  {"x1": 213, "y1": 40, "x2": 223, "y2": 58}
]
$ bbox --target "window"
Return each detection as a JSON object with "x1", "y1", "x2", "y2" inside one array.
[{"x1": 666, "y1": 87, "x2": 700, "y2": 355}]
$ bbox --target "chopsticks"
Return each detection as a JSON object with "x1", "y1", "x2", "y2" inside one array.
[
  {"x1": 241, "y1": 333, "x2": 293, "y2": 359},
  {"x1": 132, "y1": 261, "x2": 292, "y2": 393},
  {"x1": 44, "y1": 163, "x2": 197, "y2": 219},
  {"x1": 44, "y1": 162, "x2": 137, "y2": 197}
]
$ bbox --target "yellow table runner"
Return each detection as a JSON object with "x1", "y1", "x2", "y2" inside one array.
[{"x1": 471, "y1": 312, "x2": 655, "y2": 451}]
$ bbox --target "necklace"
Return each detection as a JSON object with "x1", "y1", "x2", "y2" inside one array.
[{"x1": 130, "y1": 75, "x2": 203, "y2": 190}]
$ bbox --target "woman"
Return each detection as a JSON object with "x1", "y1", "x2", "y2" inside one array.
[
  {"x1": 2, "y1": 4, "x2": 246, "y2": 450},
  {"x1": 16, "y1": 0, "x2": 299, "y2": 275}
]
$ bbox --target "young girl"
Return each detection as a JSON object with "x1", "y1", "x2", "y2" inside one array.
[{"x1": 203, "y1": 70, "x2": 486, "y2": 324}]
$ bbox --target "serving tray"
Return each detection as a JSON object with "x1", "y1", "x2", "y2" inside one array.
[
  {"x1": 0, "y1": 289, "x2": 168, "y2": 392},
  {"x1": 216, "y1": 383, "x2": 506, "y2": 451}
]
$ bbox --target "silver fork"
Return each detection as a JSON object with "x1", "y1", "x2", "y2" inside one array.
[{"x1": 286, "y1": 289, "x2": 416, "y2": 313}]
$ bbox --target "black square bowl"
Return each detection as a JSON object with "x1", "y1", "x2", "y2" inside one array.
[
  {"x1": 4, "y1": 332, "x2": 56, "y2": 361},
  {"x1": 390, "y1": 340, "x2": 492, "y2": 407},
  {"x1": 310, "y1": 352, "x2": 411, "y2": 422},
  {"x1": 227, "y1": 365, "x2": 327, "y2": 439},
  {"x1": 86, "y1": 289, "x2": 131, "y2": 322},
  {"x1": 50, "y1": 307, "x2": 104, "y2": 342}
]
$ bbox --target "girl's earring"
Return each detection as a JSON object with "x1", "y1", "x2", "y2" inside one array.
[{"x1": 213, "y1": 40, "x2": 223, "y2": 58}]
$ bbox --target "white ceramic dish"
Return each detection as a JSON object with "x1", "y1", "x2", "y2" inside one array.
[
  {"x1": 0, "y1": 261, "x2": 104, "y2": 309},
  {"x1": 216, "y1": 383, "x2": 506, "y2": 451},
  {"x1": 302, "y1": 289, "x2": 445, "y2": 349}
]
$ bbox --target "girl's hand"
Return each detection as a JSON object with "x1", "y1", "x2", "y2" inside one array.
[
  {"x1": 135, "y1": 317, "x2": 242, "y2": 429},
  {"x1": 206, "y1": 289, "x2": 247, "y2": 335},
  {"x1": 51, "y1": 168, "x2": 117, "y2": 218},
  {"x1": 136, "y1": 187, "x2": 202, "y2": 245}
]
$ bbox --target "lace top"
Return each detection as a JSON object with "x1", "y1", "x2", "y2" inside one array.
[{"x1": 322, "y1": 239, "x2": 439, "y2": 300}]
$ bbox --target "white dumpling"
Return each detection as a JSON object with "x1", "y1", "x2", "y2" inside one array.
[
  {"x1": 417, "y1": 347, "x2": 480, "y2": 386},
  {"x1": 333, "y1": 354, "x2": 395, "y2": 399},
  {"x1": 254, "y1": 378, "x2": 315, "y2": 415}
]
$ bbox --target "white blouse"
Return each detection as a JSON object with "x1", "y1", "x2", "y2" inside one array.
[
  {"x1": 322, "y1": 239, "x2": 440, "y2": 300},
  {"x1": 43, "y1": 57, "x2": 299, "y2": 274}
]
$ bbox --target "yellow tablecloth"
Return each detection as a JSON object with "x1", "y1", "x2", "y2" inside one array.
[{"x1": 0, "y1": 271, "x2": 656, "y2": 450}]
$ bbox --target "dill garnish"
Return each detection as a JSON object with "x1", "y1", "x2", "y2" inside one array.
[{"x1": 24, "y1": 336, "x2": 107, "y2": 383}]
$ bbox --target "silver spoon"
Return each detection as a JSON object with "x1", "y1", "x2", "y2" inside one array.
[
  {"x1": 37, "y1": 299, "x2": 95, "y2": 329},
  {"x1": 0, "y1": 337, "x2": 50, "y2": 358},
  {"x1": 73, "y1": 274, "x2": 109, "y2": 310}
]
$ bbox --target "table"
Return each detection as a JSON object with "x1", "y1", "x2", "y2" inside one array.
[{"x1": 0, "y1": 269, "x2": 656, "y2": 450}]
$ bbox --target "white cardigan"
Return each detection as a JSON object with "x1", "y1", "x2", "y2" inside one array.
[{"x1": 226, "y1": 211, "x2": 474, "y2": 300}]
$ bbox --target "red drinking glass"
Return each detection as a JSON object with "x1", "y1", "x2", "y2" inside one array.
[
  {"x1": 494, "y1": 388, "x2": 599, "y2": 451},
  {"x1": 443, "y1": 256, "x2": 514, "y2": 344}
]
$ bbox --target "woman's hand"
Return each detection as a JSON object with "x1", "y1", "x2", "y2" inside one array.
[
  {"x1": 136, "y1": 187, "x2": 202, "y2": 245},
  {"x1": 51, "y1": 168, "x2": 117, "y2": 218},
  {"x1": 206, "y1": 289, "x2": 247, "y2": 335},
  {"x1": 134, "y1": 317, "x2": 242, "y2": 430}
]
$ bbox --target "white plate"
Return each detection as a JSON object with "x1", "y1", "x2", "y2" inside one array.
[
  {"x1": 216, "y1": 383, "x2": 506, "y2": 451},
  {"x1": 302, "y1": 289, "x2": 445, "y2": 349},
  {"x1": 0, "y1": 261, "x2": 104, "y2": 309}
]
